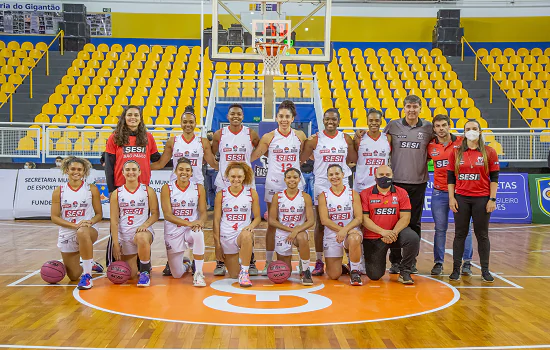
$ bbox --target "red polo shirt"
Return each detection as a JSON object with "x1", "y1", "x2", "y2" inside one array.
[
  {"x1": 360, "y1": 185, "x2": 411, "y2": 240},
  {"x1": 447, "y1": 146, "x2": 500, "y2": 197},
  {"x1": 428, "y1": 135, "x2": 463, "y2": 191}
]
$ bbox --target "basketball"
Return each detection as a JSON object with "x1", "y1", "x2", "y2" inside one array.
[
  {"x1": 40, "y1": 260, "x2": 66, "y2": 284},
  {"x1": 267, "y1": 260, "x2": 291, "y2": 284},
  {"x1": 107, "y1": 261, "x2": 132, "y2": 284}
]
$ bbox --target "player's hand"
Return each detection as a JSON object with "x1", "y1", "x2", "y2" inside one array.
[
  {"x1": 242, "y1": 225, "x2": 255, "y2": 233},
  {"x1": 355, "y1": 129, "x2": 366, "y2": 139},
  {"x1": 486, "y1": 199, "x2": 496, "y2": 213},
  {"x1": 449, "y1": 197, "x2": 459, "y2": 213},
  {"x1": 215, "y1": 244, "x2": 225, "y2": 262},
  {"x1": 381, "y1": 236, "x2": 393, "y2": 244},
  {"x1": 189, "y1": 220, "x2": 204, "y2": 231},
  {"x1": 380, "y1": 229, "x2": 398, "y2": 242},
  {"x1": 336, "y1": 228, "x2": 348, "y2": 243},
  {"x1": 75, "y1": 220, "x2": 92, "y2": 229},
  {"x1": 136, "y1": 225, "x2": 149, "y2": 232},
  {"x1": 113, "y1": 242, "x2": 122, "y2": 261},
  {"x1": 286, "y1": 230, "x2": 299, "y2": 244}
]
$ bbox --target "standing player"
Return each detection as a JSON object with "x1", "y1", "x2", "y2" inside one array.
[
  {"x1": 318, "y1": 164, "x2": 364, "y2": 285},
  {"x1": 211, "y1": 104, "x2": 260, "y2": 276},
  {"x1": 251, "y1": 100, "x2": 307, "y2": 275},
  {"x1": 51, "y1": 157, "x2": 103, "y2": 290},
  {"x1": 160, "y1": 158, "x2": 207, "y2": 287},
  {"x1": 428, "y1": 114, "x2": 473, "y2": 276},
  {"x1": 267, "y1": 168, "x2": 315, "y2": 285},
  {"x1": 110, "y1": 160, "x2": 159, "y2": 287},
  {"x1": 300, "y1": 108, "x2": 357, "y2": 276},
  {"x1": 213, "y1": 162, "x2": 262, "y2": 287}
]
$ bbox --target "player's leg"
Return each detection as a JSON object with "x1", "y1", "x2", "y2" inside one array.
[
  {"x1": 237, "y1": 229, "x2": 254, "y2": 287},
  {"x1": 262, "y1": 201, "x2": 276, "y2": 276},
  {"x1": 344, "y1": 232, "x2": 363, "y2": 286},
  {"x1": 312, "y1": 205, "x2": 325, "y2": 276},
  {"x1": 362, "y1": 238, "x2": 389, "y2": 281},
  {"x1": 294, "y1": 231, "x2": 313, "y2": 285},
  {"x1": 120, "y1": 254, "x2": 139, "y2": 279},
  {"x1": 214, "y1": 186, "x2": 227, "y2": 277},
  {"x1": 325, "y1": 257, "x2": 343, "y2": 280},
  {"x1": 167, "y1": 251, "x2": 187, "y2": 278},
  {"x1": 61, "y1": 251, "x2": 83, "y2": 281},
  {"x1": 76, "y1": 227, "x2": 99, "y2": 289},
  {"x1": 224, "y1": 254, "x2": 240, "y2": 279},
  {"x1": 189, "y1": 229, "x2": 206, "y2": 287},
  {"x1": 430, "y1": 189, "x2": 449, "y2": 276},
  {"x1": 394, "y1": 227, "x2": 420, "y2": 285},
  {"x1": 134, "y1": 231, "x2": 153, "y2": 287}
]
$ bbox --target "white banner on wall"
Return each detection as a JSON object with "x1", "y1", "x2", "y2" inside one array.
[
  {"x1": 0, "y1": 2, "x2": 62, "y2": 12},
  {"x1": 0, "y1": 169, "x2": 17, "y2": 220}
]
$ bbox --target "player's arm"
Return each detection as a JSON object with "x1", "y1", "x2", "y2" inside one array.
[
  {"x1": 250, "y1": 129, "x2": 261, "y2": 148},
  {"x1": 300, "y1": 135, "x2": 317, "y2": 163},
  {"x1": 345, "y1": 133, "x2": 358, "y2": 164},
  {"x1": 138, "y1": 186, "x2": 160, "y2": 231},
  {"x1": 195, "y1": 184, "x2": 208, "y2": 228},
  {"x1": 354, "y1": 132, "x2": 362, "y2": 151},
  {"x1": 109, "y1": 190, "x2": 120, "y2": 244},
  {"x1": 393, "y1": 211, "x2": 411, "y2": 235},
  {"x1": 292, "y1": 192, "x2": 315, "y2": 232},
  {"x1": 213, "y1": 191, "x2": 224, "y2": 261},
  {"x1": 246, "y1": 189, "x2": 262, "y2": 231},
  {"x1": 202, "y1": 138, "x2": 219, "y2": 170},
  {"x1": 251, "y1": 132, "x2": 272, "y2": 162},
  {"x1": 268, "y1": 193, "x2": 292, "y2": 232},
  {"x1": 151, "y1": 137, "x2": 174, "y2": 170},
  {"x1": 318, "y1": 193, "x2": 343, "y2": 233},
  {"x1": 211, "y1": 129, "x2": 221, "y2": 155},
  {"x1": 296, "y1": 130, "x2": 307, "y2": 146},
  {"x1": 344, "y1": 190, "x2": 363, "y2": 234},
  {"x1": 90, "y1": 185, "x2": 103, "y2": 225},
  {"x1": 50, "y1": 186, "x2": 77, "y2": 229},
  {"x1": 160, "y1": 184, "x2": 191, "y2": 227}
]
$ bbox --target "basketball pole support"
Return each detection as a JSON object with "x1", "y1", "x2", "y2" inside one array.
[{"x1": 264, "y1": 76, "x2": 275, "y2": 121}]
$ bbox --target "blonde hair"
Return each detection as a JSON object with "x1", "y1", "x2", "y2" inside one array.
[
  {"x1": 455, "y1": 119, "x2": 489, "y2": 174},
  {"x1": 224, "y1": 162, "x2": 254, "y2": 186},
  {"x1": 60, "y1": 156, "x2": 92, "y2": 178}
]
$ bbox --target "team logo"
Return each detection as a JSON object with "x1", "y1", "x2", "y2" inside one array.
[
  {"x1": 130, "y1": 200, "x2": 135, "y2": 206},
  {"x1": 284, "y1": 147, "x2": 290, "y2": 153},
  {"x1": 138, "y1": 198, "x2": 146, "y2": 206},
  {"x1": 181, "y1": 200, "x2": 187, "y2": 207},
  {"x1": 536, "y1": 177, "x2": 550, "y2": 217},
  {"x1": 172, "y1": 199, "x2": 180, "y2": 207},
  {"x1": 233, "y1": 145, "x2": 238, "y2": 151},
  {"x1": 80, "y1": 200, "x2": 87, "y2": 208},
  {"x1": 337, "y1": 205, "x2": 342, "y2": 211},
  {"x1": 379, "y1": 150, "x2": 387, "y2": 157},
  {"x1": 239, "y1": 145, "x2": 247, "y2": 152},
  {"x1": 189, "y1": 200, "x2": 195, "y2": 207},
  {"x1": 431, "y1": 150, "x2": 440, "y2": 157},
  {"x1": 240, "y1": 205, "x2": 248, "y2": 212},
  {"x1": 72, "y1": 201, "x2": 78, "y2": 208},
  {"x1": 417, "y1": 132, "x2": 424, "y2": 140},
  {"x1": 290, "y1": 206, "x2": 295, "y2": 212},
  {"x1": 233, "y1": 205, "x2": 239, "y2": 211}
]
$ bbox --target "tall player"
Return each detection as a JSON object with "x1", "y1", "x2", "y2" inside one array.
[
  {"x1": 110, "y1": 160, "x2": 159, "y2": 287},
  {"x1": 213, "y1": 162, "x2": 261, "y2": 288},
  {"x1": 250, "y1": 100, "x2": 307, "y2": 275},
  {"x1": 300, "y1": 109, "x2": 357, "y2": 276},
  {"x1": 268, "y1": 167, "x2": 315, "y2": 285},
  {"x1": 51, "y1": 157, "x2": 103, "y2": 290},
  {"x1": 211, "y1": 104, "x2": 260, "y2": 276},
  {"x1": 160, "y1": 158, "x2": 207, "y2": 287},
  {"x1": 318, "y1": 164, "x2": 364, "y2": 285}
]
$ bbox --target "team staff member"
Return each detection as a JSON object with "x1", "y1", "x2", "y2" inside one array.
[
  {"x1": 360, "y1": 165, "x2": 419, "y2": 284},
  {"x1": 447, "y1": 120, "x2": 499, "y2": 283},
  {"x1": 428, "y1": 115, "x2": 474, "y2": 276}
]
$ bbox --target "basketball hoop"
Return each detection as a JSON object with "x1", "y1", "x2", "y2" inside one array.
[{"x1": 255, "y1": 42, "x2": 288, "y2": 76}]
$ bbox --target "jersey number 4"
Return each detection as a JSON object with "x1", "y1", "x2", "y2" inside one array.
[{"x1": 232, "y1": 223, "x2": 239, "y2": 231}]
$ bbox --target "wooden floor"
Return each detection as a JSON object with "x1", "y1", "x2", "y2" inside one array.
[{"x1": 1, "y1": 217, "x2": 550, "y2": 349}]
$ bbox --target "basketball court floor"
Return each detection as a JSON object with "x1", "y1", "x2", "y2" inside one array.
[{"x1": 1, "y1": 216, "x2": 550, "y2": 349}]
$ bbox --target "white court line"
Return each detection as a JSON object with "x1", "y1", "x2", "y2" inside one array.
[
  {"x1": 531, "y1": 250, "x2": 550, "y2": 253},
  {"x1": 454, "y1": 286, "x2": 519, "y2": 289},
  {"x1": 1, "y1": 345, "x2": 550, "y2": 350},
  {"x1": 24, "y1": 248, "x2": 50, "y2": 251},
  {"x1": 501, "y1": 275, "x2": 550, "y2": 278},
  {"x1": 422, "y1": 224, "x2": 550, "y2": 233},
  {"x1": 0, "y1": 273, "x2": 29, "y2": 276}
]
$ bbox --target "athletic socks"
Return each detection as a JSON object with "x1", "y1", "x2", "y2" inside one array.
[
  {"x1": 194, "y1": 259, "x2": 204, "y2": 274},
  {"x1": 241, "y1": 265, "x2": 250, "y2": 273},
  {"x1": 316, "y1": 252, "x2": 323, "y2": 261},
  {"x1": 82, "y1": 259, "x2": 93, "y2": 275},
  {"x1": 301, "y1": 259, "x2": 310, "y2": 272},
  {"x1": 266, "y1": 251, "x2": 274, "y2": 264},
  {"x1": 350, "y1": 261, "x2": 362, "y2": 271},
  {"x1": 140, "y1": 260, "x2": 152, "y2": 273}
]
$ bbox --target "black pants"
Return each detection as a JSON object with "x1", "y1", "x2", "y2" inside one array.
[
  {"x1": 363, "y1": 227, "x2": 420, "y2": 280},
  {"x1": 389, "y1": 182, "x2": 427, "y2": 264},
  {"x1": 453, "y1": 194, "x2": 492, "y2": 269}
]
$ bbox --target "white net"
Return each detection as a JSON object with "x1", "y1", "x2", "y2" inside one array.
[{"x1": 256, "y1": 43, "x2": 288, "y2": 76}]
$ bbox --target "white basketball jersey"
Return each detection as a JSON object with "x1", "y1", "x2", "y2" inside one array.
[
  {"x1": 215, "y1": 126, "x2": 254, "y2": 189},
  {"x1": 117, "y1": 184, "x2": 151, "y2": 235},
  {"x1": 354, "y1": 132, "x2": 391, "y2": 192},
  {"x1": 220, "y1": 187, "x2": 252, "y2": 234},
  {"x1": 313, "y1": 131, "x2": 352, "y2": 181},
  {"x1": 164, "y1": 181, "x2": 199, "y2": 238},
  {"x1": 266, "y1": 129, "x2": 302, "y2": 186},
  {"x1": 59, "y1": 182, "x2": 95, "y2": 238},
  {"x1": 171, "y1": 135, "x2": 204, "y2": 184},
  {"x1": 323, "y1": 186, "x2": 355, "y2": 237},
  {"x1": 276, "y1": 190, "x2": 306, "y2": 233}
]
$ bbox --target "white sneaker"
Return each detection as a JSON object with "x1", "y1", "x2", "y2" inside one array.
[
  {"x1": 193, "y1": 272, "x2": 206, "y2": 287},
  {"x1": 261, "y1": 264, "x2": 269, "y2": 276}
]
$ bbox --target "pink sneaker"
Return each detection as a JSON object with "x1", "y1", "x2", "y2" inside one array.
[
  {"x1": 239, "y1": 270, "x2": 252, "y2": 287},
  {"x1": 312, "y1": 259, "x2": 325, "y2": 276}
]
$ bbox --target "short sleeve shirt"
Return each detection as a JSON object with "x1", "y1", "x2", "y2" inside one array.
[
  {"x1": 447, "y1": 146, "x2": 500, "y2": 197},
  {"x1": 360, "y1": 185, "x2": 412, "y2": 240},
  {"x1": 428, "y1": 135, "x2": 463, "y2": 191}
]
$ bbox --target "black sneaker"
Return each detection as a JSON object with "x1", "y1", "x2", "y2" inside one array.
[
  {"x1": 398, "y1": 271, "x2": 414, "y2": 284},
  {"x1": 301, "y1": 269, "x2": 313, "y2": 286},
  {"x1": 461, "y1": 262, "x2": 473, "y2": 276},
  {"x1": 191, "y1": 260, "x2": 196, "y2": 275},
  {"x1": 249, "y1": 261, "x2": 259, "y2": 276},
  {"x1": 341, "y1": 264, "x2": 351, "y2": 275},
  {"x1": 481, "y1": 269, "x2": 495, "y2": 283},
  {"x1": 449, "y1": 268, "x2": 461, "y2": 281},
  {"x1": 350, "y1": 270, "x2": 363, "y2": 286},
  {"x1": 162, "y1": 262, "x2": 172, "y2": 276},
  {"x1": 431, "y1": 263, "x2": 443, "y2": 276},
  {"x1": 410, "y1": 264, "x2": 418, "y2": 274},
  {"x1": 388, "y1": 263, "x2": 400, "y2": 274}
]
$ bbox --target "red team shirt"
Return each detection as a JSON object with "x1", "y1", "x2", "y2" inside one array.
[
  {"x1": 446, "y1": 146, "x2": 500, "y2": 197},
  {"x1": 360, "y1": 185, "x2": 411, "y2": 239},
  {"x1": 105, "y1": 133, "x2": 158, "y2": 188},
  {"x1": 428, "y1": 135, "x2": 463, "y2": 191}
]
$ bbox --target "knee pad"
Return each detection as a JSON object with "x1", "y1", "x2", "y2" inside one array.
[{"x1": 191, "y1": 230, "x2": 205, "y2": 255}]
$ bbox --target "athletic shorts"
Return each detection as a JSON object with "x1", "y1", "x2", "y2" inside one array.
[
  {"x1": 313, "y1": 179, "x2": 330, "y2": 206},
  {"x1": 119, "y1": 228, "x2": 155, "y2": 256},
  {"x1": 220, "y1": 230, "x2": 252, "y2": 255},
  {"x1": 275, "y1": 229, "x2": 309, "y2": 257},
  {"x1": 165, "y1": 228, "x2": 197, "y2": 254},
  {"x1": 57, "y1": 225, "x2": 99, "y2": 253},
  {"x1": 323, "y1": 229, "x2": 363, "y2": 258}
]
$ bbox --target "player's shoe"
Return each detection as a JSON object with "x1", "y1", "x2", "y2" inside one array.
[
  {"x1": 162, "y1": 262, "x2": 172, "y2": 276},
  {"x1": 481, "y1": 269, "x2": 495, "y2": 283},
  {"x1": 92, "y1": 261, "x2": 104, "y2": 273},
  {"x1": 341, "y1": 264, "x2": 351, "y2": 275},
  {"x1": 137, "y1": 272, "x2": 150, "y2": 287},
  {"x1": 449, "y1": 268, "x2": 461, "y2": 281},
  {"x1": 261, "y1": 263, "x2": 269, "y2": 276},
  {"x1": 431, "y1": 263, "x2": 443, "y2": 276},
  {"x1": 182, "y1": 257, "x2": 191, "y2": 275},
  {"x1": 193, "y1": 272, "x2": 206, "y2": 287},
  {"x1": 301, "y1": 269, "x2": 313, "y2": 286},
  {"x1": 239, "y1": 270, "x2": 252, "y2": 287},
  {"x1": 77, "y1": 273, "x2": 93, "y2": 290},
  {"x1": 410, "y1": 264, "x2": 418, "y2": 274},
  {"x1": 398, "y1": 271, "x2": 414, "y2": 284},
  {"x1": 461, "y1": 262, "x2": 473, "y2": 276},
  {"x1": 312, "y1": 259, "x2": 325, "y2": 276},
  {"x1": 350, "y1": 270, "x2": 363, "y2": 286},
  {"x1": 214, "y1": 261, "x2": 226, "y2": 276},
  {"x1": 388, "y1": 263, "x2": 400, "y2": 274},
  {"x1": 249, "y1": 261, "x2": 259, "y2": 276},
  {"x1": 191, "y1": 260, "x2": 196, "y2": 275}
]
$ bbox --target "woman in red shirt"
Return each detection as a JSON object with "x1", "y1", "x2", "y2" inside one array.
[{"x1": 447, "y1": 120, "x2": 499, "y2": 283}]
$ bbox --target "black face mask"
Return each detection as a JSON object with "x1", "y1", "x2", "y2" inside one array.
[{"x1": 375, "y1": 176, "x2": 392, "y2": 189}]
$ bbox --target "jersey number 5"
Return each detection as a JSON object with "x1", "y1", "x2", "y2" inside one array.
[{"x1": 128, "y1": 216, "x2": 134, "y2": 225}]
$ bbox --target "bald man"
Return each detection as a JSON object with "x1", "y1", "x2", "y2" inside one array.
[{"x1": 359, "y1": 165, "x2": 420, "y2": 284}]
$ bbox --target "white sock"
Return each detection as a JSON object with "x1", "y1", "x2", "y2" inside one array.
[
  {"x1": 82, "y1": 259, "x2": 93, "y2": 275},
  {"x1": 194, "y1": 259, "x2": 204, "y2": 274},
  {"x1": 316, "y1": 252, "x2": 323, "y2": 261},
  {"x1": 301, "y1": 259, "x2": 310, "y2": 272},
  {"x1": 241, "y1": 265, "x2": 249, "y2": 273},
  {"x1": 266, "y1": 251, "x2": 274, "y2": 263},
  {"x1": 350, "y1": 261, "x2": 362, "y2": 271},
  {"x1": 141, "y1": 260, "x2": 150, "y2": 264}
]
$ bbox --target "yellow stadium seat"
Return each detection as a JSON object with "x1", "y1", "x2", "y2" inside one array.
[
  {"x1": 69, "y1": 114, "x2": 85, "y2": 124},
  {"x1": 514, "y1": 97, "x2": 529, "y2": 109},
  {"x1": 530, "y1": 118, "x2": 546, "y2": 128},
  {"x1": 539, "y1": 107, "x2": 550, "y2": 119},
  {"x1": 522, "y1": 107, "x2": 537, "y2": 120},
  {"x1": 429, "y1": 97, "x2": 443, "y2": 108},
  {"x1": 64, "y1": 93, "x2": 80, "y2": 105},
  {"x1": 34, "y1": 113, "x2": 50, "y2": 123},
  {"x1": 76, "y1": 104, "x2": 91, "y2": 116},
  {"x1": 445, "y1": 97, "x2": 459, "y2": 108},
  {"x1": 104, "y1": 115, "x2": 118, "y2": 125},
  {"x1": 531, "y1": 97, "x2": 545, "y2": 108},
  {"x1": 159, "y1": 106, "x2": 174, "y2": 117},
  {"x1": 42, "y1": 103, "x2": 57, "y2": 115},
  {"x1": 51, "y1": 114, "x2": 67, "y2": 124},
  {"x1": 92, "y1": 105, "x2": 108, "y2": 117},
  {"x1": 17, "y1": 136, "x2": 35, "y2": 151},
  {"x1": 466, "y1": 107, "x2": 481, "y2": 119},
  {"x1": 87, "y1": 114, "x2": 102, "y2": 125},
  {"x1": 450, "y1": 107, "x2": 465, "y2": 119}
]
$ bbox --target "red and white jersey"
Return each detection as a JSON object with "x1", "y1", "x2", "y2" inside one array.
[
  {"x1": 323, "y1": 186, "x2": 355, "y2": 237},
  {"x1": 164, "y1": 181, "x2": 199, "y2": 238},
  {"x1": 313, "y1": 131, "x2": 352, "y2": 181},
  {"x1": 276, "y1": 190, "x2": 306, "y2": 233},
  {"x1": 117, "y1": 184, "x2": 152, "y2": 235},
  {"x1": 220, "y1": 187, "x2": 252, "y2": 234},
  {"x1": 354, "y1": 132, "x2": 391, "y2": 192},
  {"x1": 59, "y1": 182, "x2": 95, "y2": 237},
  {"x1": 266, "y1": 129, "x2": 303, "y2": 186},
  {"x1": 215, "y1": 126, "x2": 254, "y2": 189},
  {"x1": 171, "y1": 135, "x2": 204, "y2": 184}
]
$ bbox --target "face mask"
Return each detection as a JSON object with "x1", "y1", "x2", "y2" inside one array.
[
  {"x1": 207, "y1": 134, "x2": 213, "y2": 141},
  {"x1": 465, "y1": 130, "x2": 480, "y2": 141},
  {"x1": 24, "y1": 165, "x2": 30, "y2": 169},
  {"x1": 376, "y1": 176, "x2": 393, "y2": 189},
  {"x1": 55, "y1": 162, "x2": 61, "y2": 167}
]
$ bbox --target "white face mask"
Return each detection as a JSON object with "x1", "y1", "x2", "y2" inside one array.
[
  {"x1": 24, "y1": 165, "x2": 30, "y2": 169},
  {"x1": 465, "y1": 130, "x2": 480, "y2": 141},
  {"x1": 55, "y1": 161, "x2": 62, "y2": 167}
]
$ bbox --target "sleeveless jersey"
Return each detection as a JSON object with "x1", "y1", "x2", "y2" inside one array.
[
  {"x1": 117, "y1": 184, "x2": 152, "y2": 235},
  {"x1": 220, "y1": 187, "x2": 252, "y2": 234},
  {"x1": 354, "y1": 132, "x2": 391, "y2": 192},
  {"x1": 164, "y1": 181, "x2": 199, "y2": 239},
  {"x1": 276, "y1": 190, "x2": 306, "y2": 232},
  {"x1": 323, "y1": 186, "x2": 355, "y2": 236},
  {"x1": 266, "y1": 129, "x2": 302, "y2": 187},
  {"x1": 215, "y1": 126, "x2": 254, "y2": 189},
  {"x1": 313, "y1": 131, "x2": 352, "y2": 181},
  {"x1": 171, "y1": 135, "x2": 204, "y2": 184},
  {"x1": 59, "y1": 182, "x2": 95, "y2": 238}
]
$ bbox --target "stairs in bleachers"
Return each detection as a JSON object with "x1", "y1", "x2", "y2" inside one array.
[
  {"x1": 0, "y1": 52, "x2": 77, "y2": 123},
  {"x1": 449, "y1": 56, "x2": 527, "y2": 128}
]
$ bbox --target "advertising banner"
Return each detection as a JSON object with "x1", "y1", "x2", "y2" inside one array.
[{"x1": 528, "y1": 174, "x2": 550, "y2": 224}]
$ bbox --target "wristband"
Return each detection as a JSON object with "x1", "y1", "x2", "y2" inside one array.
[{"x1": 489, "y1": 197, "x2": 496, "y2": 202}]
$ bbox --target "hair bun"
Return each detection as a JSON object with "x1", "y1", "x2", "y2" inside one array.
[{"x1": 184, "y1": 105, "x2": 195, "y2": 114}]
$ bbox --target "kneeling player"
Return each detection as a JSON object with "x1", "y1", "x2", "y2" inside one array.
[
  {"x1": 214, "y1": 162, "x2": 261, "y2": 287},
  {"x1": 318, "y1": 164, "x2": 364, "y2": 285},
  {"x1": 51, "y1": 156, "x2": 103, "y2": 290},
  {"x1": 110, "y1": 160, "x2": 159, "y2": 287},
  {"x1": 161, "y1": 158, "x2": 207, "y2": 287},
  {"x1": 268, "y1": 168, "x2": 315, "y2": 286}
]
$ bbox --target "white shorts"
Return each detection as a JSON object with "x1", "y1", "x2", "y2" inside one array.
[
  {"x1": 165, "y1": 228, "x2": 197, "y2": 254},
  {"x1": 275, "y1": 229, "x2": 309, "y2": 257},
  {"x1": 323, "y1": 229, "x2": 363, "y2": 258},
  {"x1": 57, "y1": 225, "x2": 99, "y2": 253},
  {"x1": 220, "y1": 230, "x2": 252, "y2": 255},
  {"x1": 119, "y1": 228, "x2": 155, "y2": 256},
  {"x1": 313, "y1": 179, "x2": 330, "y2": 206}
]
